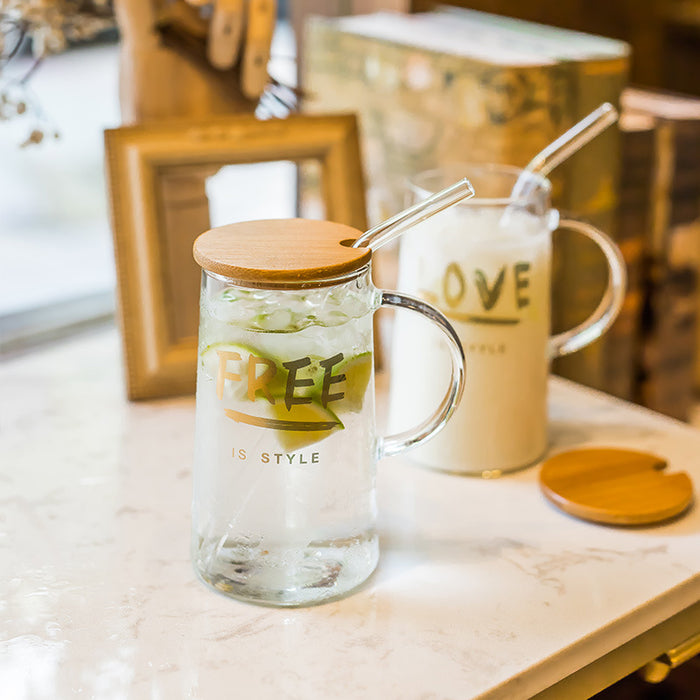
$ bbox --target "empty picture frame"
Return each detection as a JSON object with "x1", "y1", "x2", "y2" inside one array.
[{"x1": 105, "y1": 113, "x2": 367, "y2": 400}]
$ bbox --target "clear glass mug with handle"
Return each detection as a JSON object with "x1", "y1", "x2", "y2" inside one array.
[
  {"x1": 191, "y1": 218, "x2": 465, "y2": 606},
  {"x1": 389, "y1": 163, "x2": 627, "y2": 477}
]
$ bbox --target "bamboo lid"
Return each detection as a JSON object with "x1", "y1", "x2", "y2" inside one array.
[
  {"x1": 539, "y1": 448, "x2": 693, "y2": 525},
  {"x1": 192, "y1": 219, "x2": 371, "y2": 286}
]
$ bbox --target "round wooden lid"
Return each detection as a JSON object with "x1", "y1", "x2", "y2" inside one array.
[
  {"x1": 539, "y1": 448, "x2": 693, "y2": 526},
  {"x1": 192, "y1": 219, "x2": 371, "y2": 286}
]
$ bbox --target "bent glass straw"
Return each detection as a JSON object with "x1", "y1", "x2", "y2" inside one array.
[
  {"x1": 352, "y1": 177, "x2": 474, "y2": 251},
  {"x1": 497, "y1": 103, "x2": 618, "y2": 229},
  {"x1": 512, "y1": 102, "x2": 619, "y2": 198}
]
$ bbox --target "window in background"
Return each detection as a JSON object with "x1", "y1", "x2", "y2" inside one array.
[
  {"x1": 0, "y1": 14, "x2": 297, "y2": 356},
  {"x1": 206, "y1": 161, "x2": 298, "y2": 226},
  {"x1": 0, "y1": 42, "x2": 120, "y2": 353}
]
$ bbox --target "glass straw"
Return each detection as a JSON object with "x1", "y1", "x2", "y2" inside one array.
[
  {"x1": 512, "y1": 102, "x2": 619, "y2": 197},
  {"x1": 352, "y1": 177, "x2": 474, "y2": 250},
  {"x1": 497, "y1": 102, "x2": 618, "y2": 229}
]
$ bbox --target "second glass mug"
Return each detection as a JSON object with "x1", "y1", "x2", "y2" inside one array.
[
  {"x1": 389, "y1": 163, "x2": 627, "y2": 477},
  {"x1": 191, "y1": 219, "x2": 465, "y2": 606}
]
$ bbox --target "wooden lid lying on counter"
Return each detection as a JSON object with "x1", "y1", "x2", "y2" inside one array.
[{"x1": 540, "y1": 447, "x2": 693, "y2": 525}]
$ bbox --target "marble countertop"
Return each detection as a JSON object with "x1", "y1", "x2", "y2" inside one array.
[{"x1": 1, "y1": 328, "x2": 699, "y2": 699}]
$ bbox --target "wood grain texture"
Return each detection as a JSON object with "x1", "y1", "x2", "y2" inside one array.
[
  {"x1": 193, "y1": 218, "x2": 370, "y2": 285},
  {"x1": 539, "y1": 447, "x2": 693, "y2": 525}
]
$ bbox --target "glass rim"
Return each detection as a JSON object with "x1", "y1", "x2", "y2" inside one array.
[
  {"x1": 407, "y1": 162, "x2": 552, "y2": 208},
  {"x1": 203, "y1": 262, "x2": 373, "y2": 290}
]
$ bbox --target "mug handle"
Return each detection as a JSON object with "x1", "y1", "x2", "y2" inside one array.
[
  {"x1": 549, "y1": 218, "x2": 627, "y2": 359},
  {"x1": 379, "y1": 291, "x2": 466, "y2": 459}
]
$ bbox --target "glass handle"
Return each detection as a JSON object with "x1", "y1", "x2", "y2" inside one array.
[
  {"x1": 378, "y1": 291, "x2": 466, "y2": 459},
  {"x1": 549, "y1": 218, "x2": 627, "y2": 358}
]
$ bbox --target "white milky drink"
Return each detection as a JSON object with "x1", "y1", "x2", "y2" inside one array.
[
  {"x1": 390, "y1": 205, "x2": 552, "y2": 475},
  {"x1": 390, "y1": 163, "x2": 626, "y2": 476},
  {"x1": 192, "y1": 272, "x2": 379, "y2": 605}
]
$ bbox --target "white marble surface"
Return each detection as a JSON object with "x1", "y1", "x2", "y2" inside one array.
[{"x1": 1, "y1": 328, "x2": 699, "y2": 700}]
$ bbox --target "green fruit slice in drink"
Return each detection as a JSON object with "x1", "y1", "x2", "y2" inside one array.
[
  {"x1": 225, "y1": 398, "x2": 344, "y2": 450},
  {"x1": 271, "y1": 400, "x2": 344, "y2": 450},
  {"x1": 201, "y1": 342, "x2": 325, "y2": 403},
  {"x1": 297, "y1": 352, "x2": 373, "y2": 413},
  {"x1": 200, "y1": 342, "x2": 287, "y2": 401},
  {"x1": 333, "y1": 352, "x2": 373, "y2": 413}
]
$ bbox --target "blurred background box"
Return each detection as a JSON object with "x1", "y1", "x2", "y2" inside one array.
[
  {"x1": 606, "y1": 112, "x2": 655, "y2": 401},
  {"x1": 302, "y1": 8, "x2": 630, "y2": 392},
  {"x1": 620, "y1": 87, "x2": 700, "y2": 420},
  {"x1": 412, "y1": 0, "x2": 700, "y2": 97}
]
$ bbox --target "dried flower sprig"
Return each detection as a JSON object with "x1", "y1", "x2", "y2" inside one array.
[{"x1": 0, "y1": 0, "x2": 115, "y2": 145}]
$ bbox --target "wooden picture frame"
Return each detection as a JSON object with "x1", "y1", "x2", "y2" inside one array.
[{"x1": 105, "y1": 113, "x2": 367, "y2": 400}]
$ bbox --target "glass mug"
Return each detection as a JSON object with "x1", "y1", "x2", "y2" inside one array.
[
  {"x1": 389, "y1": 163, "x2": 626, "y2": 477},
  {"x1": 191, "y1": 219, "x2": 465, "y2": 606}
]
